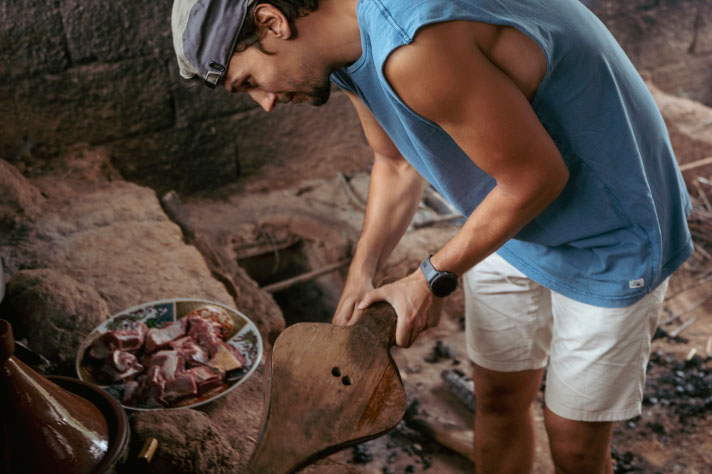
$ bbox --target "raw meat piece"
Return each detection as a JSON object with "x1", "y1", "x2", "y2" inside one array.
[
  {"x1": 142, "y1": 365, "x2": 166, "y2": 407},
  {"x1": 188, "y1": 365, "x2": 225, "y2": 392},
  {"x1": 183, "y1": 305, "x2": 234, "y2": 337},
  {"x1": 101, "y1": 320, "x2": 149, "y2": 352},
  {"x1": 164, "y1": 373, "x2": 198, "y2": 401},
  {"x1": 144, "y1": 349, "x2": 184, "y2": 381},
  {"x1": 87, "y1": 320, "x2": 149, "y2": 360},
  {"x1": 109, "y1": 350, "x2": 139, "y2": 373},
  {"x1": 170, "y1": 336, "x2": 209, "y2": 365},
  {"x1": 207, "y1": 342, "x2": 247, "y2": 372},
  {"x1": 187, "y1": 316, "x2": 223, "y2": 357},
  {"x1": 98, "y1": 350, "x2": 143, "y2": 383},
  {"x1": 122, "y1": 381, "x2": 140, "y2": 405},
  {"x1": 84, "y1": 310, "x2": 249, "y2": 407},
  {"x1": 86, "y1": 337, "x2": 112, "y2": 360},
  {"x1": 144, "y1": 319, "x2": 187, "y2": 353}
]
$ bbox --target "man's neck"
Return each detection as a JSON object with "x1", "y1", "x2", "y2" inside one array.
[{"x1": 299, "y1": 0, "x2": 363, "y2": 69}]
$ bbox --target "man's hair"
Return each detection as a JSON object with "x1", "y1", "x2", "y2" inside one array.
[
  {"x1": 178, "y1": 0, "x2": 319, "y2": 88},
  {"x1": 235, "y1": 0, "x2": 320, "y2": 53}
]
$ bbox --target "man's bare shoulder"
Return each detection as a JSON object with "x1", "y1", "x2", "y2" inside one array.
[{"x1": 384, "y1": 20, "x2": 546, "y2": 116}]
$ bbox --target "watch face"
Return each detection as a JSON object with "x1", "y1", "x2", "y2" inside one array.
[{"x1": 431, "y1": 273, "x2": 458, "y2": 297}]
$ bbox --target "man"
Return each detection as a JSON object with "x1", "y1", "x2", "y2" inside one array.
[{"x1": 171, "y1": 0, "x2": 693, "y2": 472}]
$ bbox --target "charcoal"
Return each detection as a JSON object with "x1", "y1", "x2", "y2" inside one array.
[{"x1": 350, "y1": 444, "x2": 373, "y2": 464}]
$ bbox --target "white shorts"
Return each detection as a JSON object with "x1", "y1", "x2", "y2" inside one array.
[{"x1": 463, "y1": 253, "x2": 668, "y2": 422}]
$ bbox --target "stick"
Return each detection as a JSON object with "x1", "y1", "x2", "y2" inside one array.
[
  {"x1": 694, "y1": 178, "x2": 712, "y2": 213},
  {"x1": 413, "y1": 213, "x2": 463, "y2": 229},
  {"x1": 686, "y1": 348, "x2": 697, "y2": 361},
  {"x1": 441, "y1": 370, "x2": 476, "y2": 412},
  {"x1": 406, "y1": 412, "x2": 474, "y2": 461},
  {"x1": 336, "y1": 172, "x2": 366, "y2": 211},
  {"x1": 669, "y1": 315, "x2": 698, "y2": 338},
  {"x1": 261, "y1": 259, "x2": 351, "y2": 293},
  {"x1": 679, "y1": 156, "x2": 712, "y2": 172},
  {"x1": 161, "y1": 191, "x2": 241, "y2": 299}
]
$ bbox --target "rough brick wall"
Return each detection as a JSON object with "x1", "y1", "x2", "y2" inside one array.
[{"x1": 0, "y1": 0, "x2": 710, "y2": 194}]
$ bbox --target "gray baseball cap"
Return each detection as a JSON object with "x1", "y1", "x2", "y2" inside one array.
[{"x1": 171, "y1": 0, "x2": 255, "y2": 88}]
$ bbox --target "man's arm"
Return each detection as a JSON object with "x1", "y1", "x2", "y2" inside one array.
[
  {"x1": 359, "y1": 21, "x2": 569, "y2": 346},
  {"x1": 332, "y1": 90, "x2": 426, "y2": 326}
]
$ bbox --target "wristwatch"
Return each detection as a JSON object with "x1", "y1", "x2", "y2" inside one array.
[{"x1": 419, "y1": 255, "x2": 458, "y2": 298}]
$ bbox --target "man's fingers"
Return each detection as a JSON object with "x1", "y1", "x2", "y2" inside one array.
[
  {"x1": 357, "y1": 287, "x2": 384, "y2": 310},
  {"x1": 346, "y1": 305, "x2": 365, "y2": 326},
  {"x1": 332, "y1": 300, "x2": 357, "y2": 326}
]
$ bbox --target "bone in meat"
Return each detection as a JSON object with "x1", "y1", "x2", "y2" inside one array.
[{"x1": 144, "y1": 319, "x2": 187, "y2": 353}]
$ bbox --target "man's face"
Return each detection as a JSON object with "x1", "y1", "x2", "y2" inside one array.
[{"x1": 222, "y1": 44, "x2": 332, "y2": 112}]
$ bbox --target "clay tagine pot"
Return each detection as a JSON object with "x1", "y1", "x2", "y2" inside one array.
[{"x1": 0, "y1": 318, "x2": 129, "y2": 474}]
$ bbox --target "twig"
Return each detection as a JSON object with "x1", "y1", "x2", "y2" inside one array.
[
  {"x1": 441, "y1": 370, "x2": 476, "y2": 412},
  {"x1": 693, "y1": 178, "x2": 712, "y2": 213},
  {"x1": 336, "y1": 172, "x2": 366, "y2": 211},
  {"x1": 413, "y1": 213, "x2": 463, "y2": 229},
  {"x1": 261, "y1": 259, "x2": 351, "y2": 293},
  {"x1": 679, "y1": 156, "x2": 712, "y2": 172},
  {"x1": 664, "y1": 274, "x2": 712, "y2": 301},
  {"x1": 694, "y1": 242, "x2": 712, "y2": 260},
  {"x1": 669, "y1": 315, "x2": 698, "y2": 338},
  {"x1": 405, "y1": 403, "x2": 473, "y2": 461},
  {"x1": 686, "y1": 348, "x2": 698, "y2": 361}
]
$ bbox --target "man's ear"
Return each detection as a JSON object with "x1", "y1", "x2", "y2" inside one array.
[{"x1": 253, "y1": 4, "x2": 292, "y2": 40}]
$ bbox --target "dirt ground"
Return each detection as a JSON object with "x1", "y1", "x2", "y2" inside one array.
[{"x1": 186, "y1": 164, "x2": 712, "y2": 474}]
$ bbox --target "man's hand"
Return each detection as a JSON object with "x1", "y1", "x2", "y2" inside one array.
[
  {"x1": 332, "y1": 274, "x2": 374, "y2": 327},
  {"x1": 356, "y1": 270, "x2": 443, "y2": 347}
]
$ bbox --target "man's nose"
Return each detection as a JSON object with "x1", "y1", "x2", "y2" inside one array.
[{"x1": 247, "y1": 89, "x2": 277, "y2": 112}]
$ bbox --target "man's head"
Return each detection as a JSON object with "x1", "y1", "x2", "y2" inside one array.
[{"x1": 172, "y1": 0, "x2": 331, "y2": 111}]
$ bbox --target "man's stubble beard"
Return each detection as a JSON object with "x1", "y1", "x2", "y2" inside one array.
[{"x1": 306, "y1": 80, "x2": 331, "y2": 106}]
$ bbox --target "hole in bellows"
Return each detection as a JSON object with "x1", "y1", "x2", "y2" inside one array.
[
  {"x1": 342, "y1": 375, "x2": 352, "y2": 386},
  {"x1": 332, "y1": 367, "x2": 341, "y2": 377}
]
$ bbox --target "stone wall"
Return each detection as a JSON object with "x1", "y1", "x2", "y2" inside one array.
[{"x1": 1, "y1": 0, "x2": 710, "y2": 194}]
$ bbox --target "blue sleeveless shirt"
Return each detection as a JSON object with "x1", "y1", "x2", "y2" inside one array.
[{"x1": 331, "y1": 0, "x2": 693, "y2": 307}]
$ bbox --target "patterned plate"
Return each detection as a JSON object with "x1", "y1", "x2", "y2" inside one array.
[{"x1": 76, "y1": 298, "x2": 263, "y2": 411}]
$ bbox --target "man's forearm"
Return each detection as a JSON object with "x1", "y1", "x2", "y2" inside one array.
[
  {"x1": 430, "y1": 177, "x2": 565, "y2": 277},
  {"x1": 350, "y1": 152, "x2": 425, "y2": 282}
]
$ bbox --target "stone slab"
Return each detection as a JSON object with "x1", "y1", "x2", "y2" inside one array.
[
  {"x1": 12, "y1": 59, "x2": 173, "y2": 148},
  {"x1": 0, "y1": 0, "x2": 69, "y2": 80},
  {"x1": 231, "y1": 89, "x2": 373, "y2": 192},
  {"x1": 106, "y1": 116, "x2": 240, "y2": 195},
  {"x1": 60, "y1": 0, "x2": 174, "y2": 64}
]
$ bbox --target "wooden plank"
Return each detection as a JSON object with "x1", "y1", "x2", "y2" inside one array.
[{"x1": 246, "y1": 303, "x2": 406, "y2": 474}]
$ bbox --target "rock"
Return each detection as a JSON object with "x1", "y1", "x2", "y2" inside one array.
[
  {"x1": 60, "y1": 0, "x2": 173, "y2": 64},
  {"x1": 130, "y1": 409, "x2": 240, "y2": 474},
  {"x1": 106, "y1": 117, "x2": 241, "y2": 196},
  {"x1": 21, "y1": 179, "x2": 234, "y2": 314},
  {"x1": 1, "y1": 268, "x2": 110, "y2": 373},
  {"x1": 230, "y1": 89, "x2": 373, "y2": 193},
  {"x1": 648, "y1": 81, "x2": 712, "y2": 183},
  {"x1": 0, "y1": 159, "x2": 44, "y2": 230},
  {"x1": 594, "y1": 0, "x2": 712, "y2": 107},
  {"x1": 0, "y1": 0, "x2": 69, "y2": 79},
  {"x1": 11, "y1": 59, "x2": 173, "y2": 149},
  {"x1": 199, "y1": 365, "x2": 265, "y2": 471}
]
